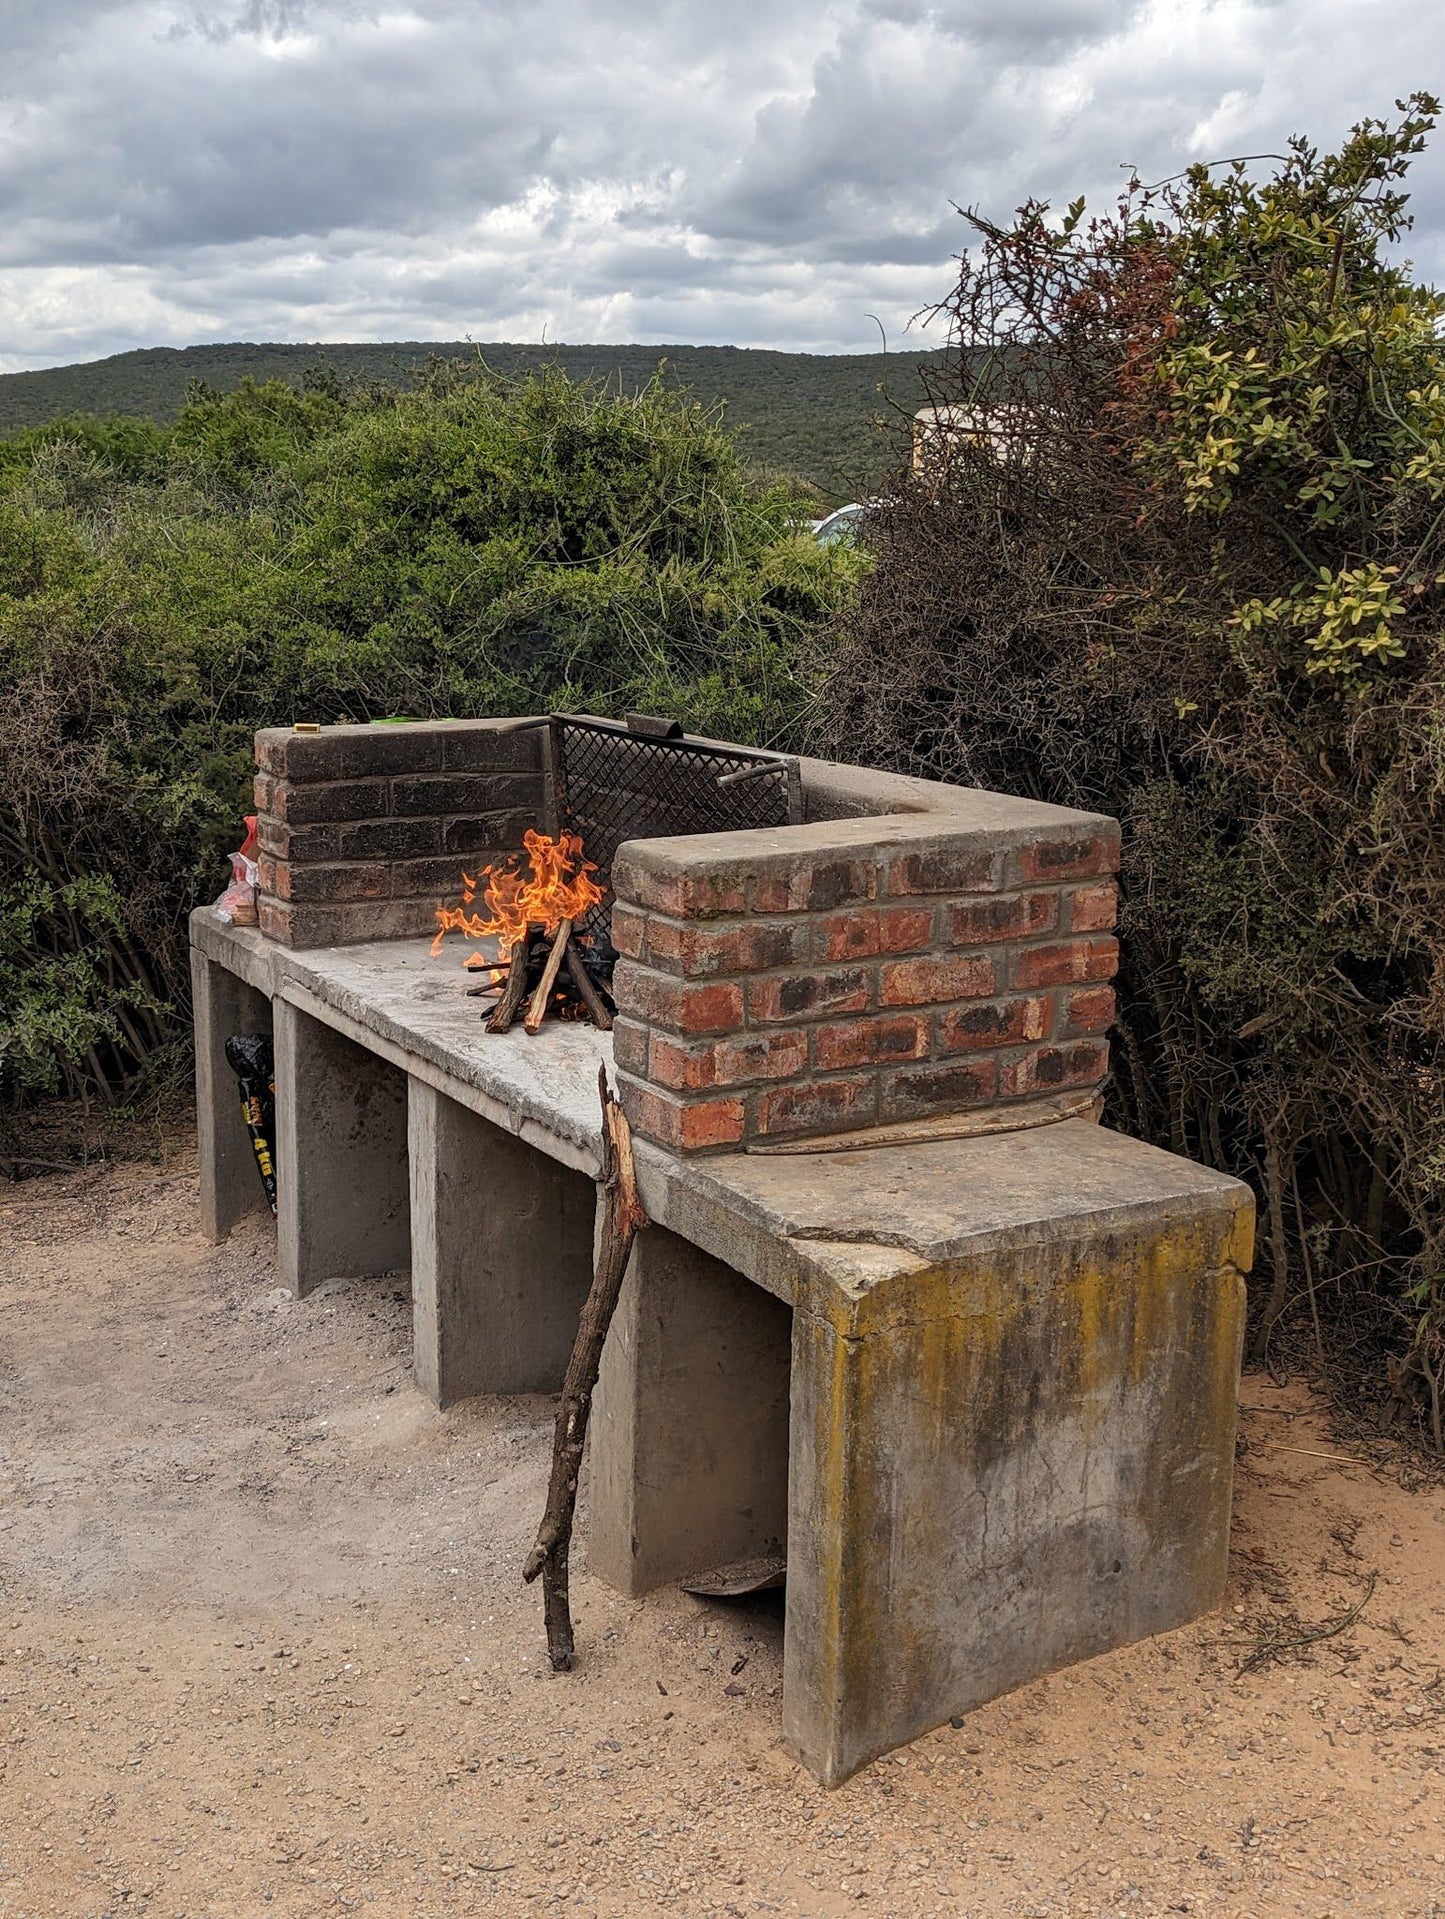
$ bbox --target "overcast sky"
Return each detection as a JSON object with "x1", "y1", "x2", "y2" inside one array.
[{"x1": 1, "y1": 0, "x2": 1441, "y2": 372}]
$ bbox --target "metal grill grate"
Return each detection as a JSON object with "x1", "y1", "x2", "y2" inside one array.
[{"x1": 550, "y1": 715, "x2": 801, "y2": 973}]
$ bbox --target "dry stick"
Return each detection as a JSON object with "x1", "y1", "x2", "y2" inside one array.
[
  {"x1": 1274, "y1": 1444, "x2": 1375, "y2": 1467},
  {"x1": 465, "y1": 960, "x2": 511, "y2": 998},
  {"x1": 1234, "y1": 1570, "x2": 1377, "y2": 1677},
  {"x1": 1251, "y1": 1115, "x2": 1292, "y2": 1363},
  {"x1": 563, "y1": 944, "x2": 614, "y2": 1030},
  {"x1": 486, "y1": 928, "x2": 538, "y2": 1034},
  {"x1": 523, "y1": 919, "x2": 573, "y2": 1035},
  {"x1": 523, "y1": 1068, "x2": 649, "y2": 1670},
  {"x1": 1291, "y1": 1158, "x2": 1325, "y2": 1364}
]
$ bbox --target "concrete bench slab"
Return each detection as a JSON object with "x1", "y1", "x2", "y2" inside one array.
[
  {"x1": 191, "y1": 906, "x2": 1252, "y2": 1787},
  {"x1": 191, "y1": 909, "x2": 610, "y2": 1177}
]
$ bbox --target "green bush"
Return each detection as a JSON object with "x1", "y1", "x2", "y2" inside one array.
[
  {"x1": 819, "y1": 97, "x2": 1445, "y2": 1437},
  {"x1": 0, "y1": 364, "x2": 861, "y2": 1127}
]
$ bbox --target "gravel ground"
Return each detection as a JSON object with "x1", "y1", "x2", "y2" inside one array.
[{"x1": 1, "y1": 1141, "x2": 1444, "y2": 1919}]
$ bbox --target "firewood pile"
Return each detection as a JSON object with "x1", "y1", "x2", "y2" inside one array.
[{"x1": 434, "y1": 828, "x2": 614, "y2": 1033}]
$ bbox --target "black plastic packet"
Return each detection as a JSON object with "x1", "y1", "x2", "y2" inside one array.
[{"x1": 224, "y1": 1033, "x2": 278, "y2": 1216}]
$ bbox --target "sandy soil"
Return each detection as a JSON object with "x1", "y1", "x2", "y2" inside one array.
[{"x1": 1, "y1": 1142, "x2": 1444, "y2": 1919}]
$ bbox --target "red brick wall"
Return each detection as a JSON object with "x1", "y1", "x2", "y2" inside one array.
[
  {"x1": 252, "y1": 721, "x2": 543, "y2": 947},
  {"x1": 610, "y1": 828, "x2": 1119, "y2": 1153}
]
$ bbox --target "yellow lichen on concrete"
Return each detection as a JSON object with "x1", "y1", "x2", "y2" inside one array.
[
  {"x1": 783, "y1": 1185, "x2": 1253, "y2": 1786},
  {"x1": 808, "y1": 1193, "x2": 1252, "y2": 1346}
]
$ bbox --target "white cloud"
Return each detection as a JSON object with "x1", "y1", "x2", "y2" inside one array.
[{"x1": 0, "y1": 0, "x2": 1441, "y2": 371}]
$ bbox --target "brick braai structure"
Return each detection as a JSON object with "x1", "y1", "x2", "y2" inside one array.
[
  {"x1": 247, "y1": 718, "x2": 1120, "y2": 1153},
  {"x1": 252, "y1": 721, "x2": 545, "y2": 948},
  {"x1": 194, "y1": 714, "x2": 1250, "y2": 1791},
  {"x1": 608, "y1": 773, "x2": 1119, "y2": 1152},
  {"x1": 610, "y1": 832, "x2": 1113, "y2": 1143}
]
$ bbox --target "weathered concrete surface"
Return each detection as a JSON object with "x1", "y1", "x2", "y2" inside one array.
[
  {"x1": 778, "y1": 1135, "x2": 1253, "y2": 1786},
  {"x1": 590, "y1": 1225, "x2": 792, "y2": 1594},
  {"x1": 273, "y1": 998, "x2": 411, "y2": 1297},
  {"x1": 193, "y1": 913, "x2": 1255, "y2": 1787},
  {"x1": 280, "y1": 938, "x2": 611, "y2": 1177},
  {"x1": 408, "y1": 1080, "x2": 597, "y2": 1406},
  {"x1": 189, "y1": 912, "x2": 277, "y2": 994},
  {"x1": 631, "y1": 1118, "x2": 1249, "y2": 1311},
  {"x1": 192, "y1": 910, "x2": 611, "y2": 1176},
  {"x1": 191, "y1": 946, "x2": 274, "y2": 1243}
]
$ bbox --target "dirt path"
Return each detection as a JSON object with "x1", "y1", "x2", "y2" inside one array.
[{"x1": 1, "y1": 1143, "x2": 1443, "y2": 1919}]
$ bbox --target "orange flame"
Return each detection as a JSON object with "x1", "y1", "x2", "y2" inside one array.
[{"x1": 431, "y1": 829, "x2": 604, "y2": 961}]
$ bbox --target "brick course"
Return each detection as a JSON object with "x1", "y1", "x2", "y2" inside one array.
[
  {"x1": 252, "y1": 721, "x2": 545, "y2": 947},
  {"x1": 611, "y1": 826, "x2": 1120, "y2": 1153}
]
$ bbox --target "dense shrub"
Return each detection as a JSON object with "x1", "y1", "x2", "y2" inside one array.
[
  {"x1": 0, "y1": 342, "x2": 949, "y2": 502},
  {"x1": 820, "y1": 98, "x2": 1445, "y2": 1438},
  {"x1": 0, "y1": 364, "x2": 860, "y2": 1131}
]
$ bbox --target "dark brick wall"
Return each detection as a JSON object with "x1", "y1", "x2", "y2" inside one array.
[
  {"x1": 253, "y1": 721, "x2": 544, "y2": 947},
  {"x1": 610, "y1": 826, "x2": 1119, "y2": 1153}
]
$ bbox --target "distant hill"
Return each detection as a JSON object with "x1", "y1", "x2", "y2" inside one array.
[{"x1": 0, "y1": 340, "x2": 951, "y2": 500}]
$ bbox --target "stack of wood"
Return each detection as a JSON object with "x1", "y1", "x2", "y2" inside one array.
[{"x1": 465, "y1": 919, "x2": 614, "y2": 1034}]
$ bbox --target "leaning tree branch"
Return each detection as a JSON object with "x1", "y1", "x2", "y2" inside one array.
[{"x1": 523, "y1": 1066, "x2": 649, "y2": 1670}]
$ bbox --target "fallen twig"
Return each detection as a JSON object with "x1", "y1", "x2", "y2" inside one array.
[
  {"x1": 1274, "y1": 1445, "x2": 1375, "y2": 1467},
  {"x1": 0, "y1": 1156, "x2": 98, "y2": 1176},
  {"x1": 1233, "y1": 1570, "x2": 1378, "y2": 1677}
]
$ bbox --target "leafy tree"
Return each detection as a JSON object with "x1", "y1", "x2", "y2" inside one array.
[
  {"x1": 820, "y1": 97, "x2": 1445, "y2": 1439},
  {"x1": 0, "y1": 365, "x2": 861, "y2": 1140},
  {"x1": 0, "y1": 342, "x2": 953, "y2": 504}
]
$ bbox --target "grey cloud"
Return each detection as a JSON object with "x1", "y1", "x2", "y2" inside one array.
[
  {"x1": 0, "y1": 0, "x2": 1442, "y2": 370},
  {"x1": 0, "y1": 9, "x2": 565, "y2": 262},
  {"x1": 860, "y1": 0, "x2": 1142, "y2": 55},
  {"x1": 165, "y1": 0, "x2": 318, "y2": 43}
]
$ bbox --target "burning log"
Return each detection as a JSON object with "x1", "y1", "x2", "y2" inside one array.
[
  {"x1": 563, "y1": 944, "x2": 613, "y2": 1031},
  {"x1": 464, "y1": 958, "x2": 511, "y2": 997},
  {"x1": 523, "y1": 918, "x2": 573, "y2": 1035},
  {"x1": 435, "y1": 828, "x2": 612, "y2": 1033},
  {"x1": 486, "y1": 927, "x2": 540, "y2": 1034},
  {"x1": 474, "y1": 921, "x2": 615, "y2": 1033}
]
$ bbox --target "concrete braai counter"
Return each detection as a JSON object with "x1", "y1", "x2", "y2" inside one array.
[{"x1": 192, "y1": 717, "x2": 1253, "y2": 1785}]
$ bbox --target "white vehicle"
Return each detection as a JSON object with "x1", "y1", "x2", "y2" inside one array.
[{"x1": 808, "y1": 502, "x2": 867, "y2": 547}]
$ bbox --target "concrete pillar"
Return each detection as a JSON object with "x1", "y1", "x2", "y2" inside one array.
[
  {"x1": 589, "y1": 1228, "x2": 792, "y2": 1594},
  {"x1": 407, "y1": 1081, "x2": 597, "y2": 1407},
  {"x1": 780, "y1": 1193, "x2": 1251, "y2": 1786},
  {"x1": 191, "y1": 947, "x2": 274, "y2": 1244},
  {"x1": 272, "y1": 996, "x2": 410, "y2": 1297}
]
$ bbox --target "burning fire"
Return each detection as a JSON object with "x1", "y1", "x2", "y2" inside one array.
[{"x1": 432, "y1": 828, "x2": 604, "y2": 963}]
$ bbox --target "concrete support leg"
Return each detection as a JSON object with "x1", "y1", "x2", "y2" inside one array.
[
  {"x1": 780, "y1": 1201, "x2": 1250, "y2": 1786},
  {"x1": 589, "y1": 1229, "x2": 792, "y2": 1595},
  {"x1": 191, "y1": 948, "x2": 274, "y2": 1244},
  {"x1": 407, "y1": 1081, "x2": 597, "y2": 1407},
  {"x1": 273, "y1": 997, "x2": 410, "y2": 1298}
]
